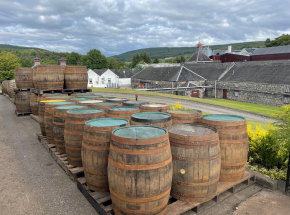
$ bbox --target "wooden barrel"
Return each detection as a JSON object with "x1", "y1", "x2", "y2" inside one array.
[
  {"x1": 78, "y1": 95, "x2": 103, "y2": 99},
  {"x1": 77, "y1": 100, "x2": 103, "y2": 107},
  {"x1": 8, "y1": 80, "x2": 16, "y2": 98},
  {"x1": 131, "y1": 112, "x2": 172, "y2": 128},
  {"x1": 82, "y1": 118, "x2": 130, "y2": 192},
  {"x1": 64, "y1": 66, "x2": 88, "y2": 89},
  {"x1": 95, "y1": 97, "x2": 116, "y2": 102},
  {"x1": 123, "y1": 101, "x2": 149, "y2": 107},
  {"x1": 35, "y1": 65, "x2": 64, "y2": 90},
  {"x1": 107, "y1": 107, "x2": 140, "y2": 120},
  {"x1": 38, "y1": 94, "x2": 70, "y2": 115},
  {"x1": 53, "y1": 105, "x2": 87, "y2": 154},
  {"x1": 108, "y1": 125, "x2": 172, "y2": 215},
  {"x1": 14, "y1": 67, "x2": 34, "y2": 89},
  {"x1": 91, "y1": 102, "x2": 122, "y2": 115},
  {"x1": 201, "y1": 115, "x2": 249, "y2": 182},
  {"x1": 15, "y1": 91, "x2": 31, "y2": 114},
  {"x1": 169, "y1": 124, "x2": 221, "y2": 203},
  {"x1": 65, "y1": 109, "x2": 106, "y2": 167},
  {"x1": 44, "y1": 102, "x2": 75, "y2": 144},
  {"x1": 71, "y1": 93, "x2": 92, "y2": 97},
  {"x1": 46, "y1": 96, "x2": 72, "y2": 101},
  {"x1": 140, "y1": 103, "x2": 170, "y2": 113},
  {"x1": 30, "y1": 93, "x2": 39, "y2": 116},
  {"x1": 70, "y1": 98, "x2": 91, "y2": 103},
  {"x1": 38, "y1": 100, "x2": 66, "y2": 136},
  {"x1": 107, "y1": 98, "x2": 129, "y2": 103},
  {"x1": 41, "y1": 93, "x2": 68, "y2": 98},
  {"x1": 167, "y1": 109, "x2": 202, "y2": 125},
  {"x1": 2, "y1": 80, "x2": 8, "y2": 94}
]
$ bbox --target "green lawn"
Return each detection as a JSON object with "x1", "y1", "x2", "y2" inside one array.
[{"x1": 90, "y1": 88, "x2": 282, "y2": 118}]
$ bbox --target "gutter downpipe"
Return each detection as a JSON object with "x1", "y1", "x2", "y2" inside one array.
[{"x1": 215, "y1": 80, "x2": 217, "y2": 98}]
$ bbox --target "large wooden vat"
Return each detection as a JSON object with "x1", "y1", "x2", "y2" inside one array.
[
  {"x1": 44, "y1": 102, "x2": 74, "y2": 144},
  {"x1": 108, "y1": 125, "x2": 172, "y2": 215},
  {"x1": 140, "y1": 103, "x2": 170, "y2": 113},
  {"x1": 169, "y1": 124, "x2": 221, "y2": 203},
  {"x1": 107, "y1": 98, "x2": 129, "y2": 103},
  {"x1": 107, "y1": 107, "x2": 140, "y2": 120},
  {"x1": 131, "y1": 112, "x2": 172, "y2": 128},
  {"x1": 91, "y1": 102, "x2": 122, "y2": 115},
  {"x1": 201, "y1": 115, "x2": 249, "y2": 182},
  {"x1": 64, "y1": 66, "x2": 88, "y2": 89},
  {"x1": 64, "y1": 109, "x2": 105, "y2": 167},
  {"x1": 123, "y1": 101, "x2": 149, "y2": 107},
  {"x1": 95, "y1": 97, "x2": 116, "y2": 102},
  {"x1": 35, "y1": 65, "x2": 64, "y2": 90},
  {"x1": 30, "y1": 93, "x2": 39, "y2": 116},
  {"x1": 53, "y1": 105, "x2": 87, "y2": 154},
  {"x1": 15, "y1": 91, "x2": 31, "y2": 114},
  {"x1": 77, "y1": 100, "x2": 103, "y2": 107},
  {"x1": 78, "y1": 95, "x2": 103, "y2": 99},
  {"x1": 167, "y1": 109, "x2": 202, "y2": 125},
  {"x1": 8, "y1": 80, "x2": 16, "y2": 98},
  {"x1": 82, "y1": 118, "x2": 130, "y2": 192},
  {"x1": 38, "y1": 100, "x2": 66, "y2": 136},
  {"x1": 14, "y1": 67, "x2": 34, "y2": 89}
]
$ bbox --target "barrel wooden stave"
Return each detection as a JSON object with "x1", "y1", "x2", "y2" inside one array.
[
  {"x1": 108, "y1": 125, "x2": 172, "y2": 215},
  {"x1": 107, "y1": 107, "x2": 140, "y2": 120},
  {"x1": 91, "y1": 102, "x2": 122, "y2": 115},
  {"x1": 64, "y1": 66, "x2": 88, "y2": 89},
  {"x1": 140, "y1": 104, "x2": 170, "y2": 113},
  {"x1": 169, "y1": 124, "x2": 221, "y2": 203},
  {"x1": 35, "y1": 65, "x2": 64, "y2": 90},
  {"x1": 15, "y1": 91, "x2": 31, "y2": 114},
  {"x1": 8, "y1": 80, "x2": 16, "y2": 98},
  {"x1": 167, "y1": 109, "x2": 202, "y2": 125},
  {"x1": 201, "y1": 115, "x2": 249, "y2": 182},
  {"x1": 14, "y1": 67, "x2": 34, "y2": 89},
  {"x1": 30, "y1": 93, "x2": 39, "y2": 116},
  {"x1": 64, "y1": 109, "x2": 105, "y2": 167}
]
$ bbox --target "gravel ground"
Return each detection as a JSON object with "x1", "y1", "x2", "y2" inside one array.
[
  {"x1": 96, "y1": 92, "x2": 276, "y2": 123},
  {"x1": 0, "y1": 95, "x2": 96, "y2": 215}
]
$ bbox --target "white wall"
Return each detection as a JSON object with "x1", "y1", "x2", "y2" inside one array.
[
  {"x1": 87, "y1": 69, "x2": 119, "y2": 88},
  {"x1": 119, "y1": 78, "x2": 131, "y2": 86}
]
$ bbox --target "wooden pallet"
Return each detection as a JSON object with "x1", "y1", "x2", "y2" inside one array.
[
  {"x1": 31, "y1": 88, "x2": 92, "y2": 95},
  {"x1": 14, "y1": 88, "x2": 31, "y2": 92},
  {"x1": 15, "y1": 110, "x2": 32, "y2": 117},
  {"x1": 36, "y1": 133, "x2": 84, "y2": 181},
  {"x1": 77, "y1": 171, "x2": 255, "y2": 215},
  {"x1": 30, "y1": 114, "x2": 39, "y2": 123}
]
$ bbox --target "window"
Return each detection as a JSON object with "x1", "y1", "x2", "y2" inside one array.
[
  {"x1": 108, "y1": 78, "x2": 111, "y2": 83},
  {"x1": 89, "y1": 78, "x2": 92, "y2": 84},
  {"x1": 285, "y1": 86, "x2": 290, "y2": 93},
  {"x1": 102, "y1": 77, "x2": 105, "y2": 84},
  {"x1": 235, "y1": 92, "x2": 239, "y2": 97},
  {"x1": 285, "y1": 97, "x2": 289, "y2": 104}
]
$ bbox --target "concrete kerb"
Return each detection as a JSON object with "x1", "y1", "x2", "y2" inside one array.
[{"x1": 246, "y1": 168, "x2": 278, "y2": 190}]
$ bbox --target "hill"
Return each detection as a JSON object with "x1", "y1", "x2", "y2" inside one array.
[
  {"x1": 0, "y1": 44, "x2": 46, "y2": 51},
  {"x1": 112, "y1": 41, "x2": 265, "y2": 61}
]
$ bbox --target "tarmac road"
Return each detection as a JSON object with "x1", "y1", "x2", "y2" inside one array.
[{"x1": 95, "y1": 91, "x2": 276, "y2": 123}]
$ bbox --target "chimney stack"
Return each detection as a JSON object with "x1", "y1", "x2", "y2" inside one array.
[
  {"x1": 60, "y1": 57, "x2": 66, "y2": 66},
  {"x1": 228, "y1": 45, "x2": 232, "y2": 53},
  {"x1": 33, "y1": 57, "x2": 40, "y2": 67}
]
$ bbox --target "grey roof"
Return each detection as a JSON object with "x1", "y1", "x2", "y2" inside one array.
[
  {"x1": 34, "y1": 57, "x2": 40, "y2": 60},
  {"x1": 252, "y1": 45, "x2": 290, "y2": 56},
  {"x1": 132, "y1": 66, "x2": 206, "y2": 82},
  {"x1": 93, "y1": 69, "x2": 108, "y2": 76},
  {"x1": 180, "y1": 82, "x2": 198, "y2": 88},
  {"x1": 59, "y1": 57, "x2": 66, "y2": 60},
  {"x1": 115, "y1": 69, "x2": 135, "y2": 78},
  {"x1": 187, "y1": 49, "x2": 212, "y2": 62},
  {"x1": 244, "y1": 48, "x2": 256, "y2": 54},
  {"x1": 220, "y1": 60, "x2": 290, "y2": 84},
  {"x1": 212, "y1": 50, "x2": 227, "y2": 55}
]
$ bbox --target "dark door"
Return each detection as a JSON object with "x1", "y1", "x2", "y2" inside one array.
[
  {"x1": 191, "y1": 90, "x2": 199, "y2": 98},
  {"x1": 223, "y1": 89, "x2": 227, "y2": 99}
]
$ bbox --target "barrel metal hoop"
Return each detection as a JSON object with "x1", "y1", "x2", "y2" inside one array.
[
  {"x1": 65, "y1": 146, "x2": 81, "y2": 151},
  {"x1": 110, "y1": 143, "x2": 170, "y2": 155},
  {"x1": 219, "y1": 138, "x2": 249, "y2": 144},
  {"x1": 172, "y1": 176, "x2": 219, "y2": 187},
  {"x1": 83, "y1": 167, "x2": 107, "y2": 175}
]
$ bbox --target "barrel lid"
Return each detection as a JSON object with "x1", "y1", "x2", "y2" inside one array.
[
  {"x1": 108, "y1": 107, "x2": 139, "y2": 111},
  {"x1": 142, "y1": 103, "x2": 169, "y2": 107},
  {"x1": 46, "y1": 96, "x2": 71, "y2": 99},
  {"x1": 132, "y1": 112, "x2": 171, "y2": 120},
  {"x1": 113, "y1": 125, "x2": 167, "y2": 139},
  {"x1": 78, "y1": 100, "x2": 103, "y2": 104},
  {"x1": 78, "y1": 95, "x2": 103, "y2": 98},
  {"x1": 96, "y1": 97, "x2": 116, "y2": 100},
  {"x1": 67, "y1": 108, "x2": 104, "y2": 114},
  {"x1": 107, "y1": 98, "x2": 128, "y2": 101},
  {"x1": 202, "y1": 114, "x2": 245, "y2": 122},
  {"x1": 40, "y1": 100, "x2": 66, "y2": 103},
  {"x1": 45, "y1": 101, "x2": 74, "y2": 105},
  {"x1": 70, "y1": 98, "x2": 92, "y2": 101},
  {"x1": 124, "y1": 101, "x2": 149, "y2": 105},
  {"x1": 167, "y1": 109, "x2": 201, "y2": 114},
  {"x1": 168, "y1": 124, "x2": 217, "y2": 136},
  {"x1": 86, "y1": 118, "x2": 129, "y2": 127},
  {"x1": 55, "y1": 105, "x2": 86, "y2": 110},
  {"x1": 93, "y1": 102, "x2": 121, "y2": 106}
]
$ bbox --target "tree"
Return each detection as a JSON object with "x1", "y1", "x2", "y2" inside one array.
[
  {"x1": 153, "y1": 55, "x2": 160, "y2": 64},
  {"x1": 81, "y1": 49, "x2": 109, "y2": 69},
  {"x1": 107, "y1": 57, "x2": 120, "y2": 70},
  {"x1": 41, "y1": 59, "x2": 58, "y2": 65},
  {"x1": 265, "y1": 34, "x2": 290, "y2": 47},
  {"x1": 119, "y1": 66, "x2": 123, "y2": 70},
  {"x1": 180, "y1": 55, "x2": 186, "y2": 63},
  {"x1": 0, "y1": 51, "x2": 21, "y2": 81},
  {"x1": 20, "y1": 59, "x2": 34, "y2": 67},
  {"x1": 66, "y1": 52, "x2": 82, "y2": 65}
]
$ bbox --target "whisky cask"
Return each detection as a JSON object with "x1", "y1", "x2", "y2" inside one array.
[
  {"x1": 7, "y1": 80, "x2": 16, "y2": 98},
  {"x1": 64, "y1": 66, "x2": 88, "y2": 89},
  {"x1": 140, "y1": 103, "x2": 170, "y2": 113},
  {"x1": 91, "y1": 102, "x2": 122, "y2": 115},
  {"x1": 107, "y1": 107, "x2": 140, "y2": 120},
  {"x1": 64, "y1": 109, "x2": 105, "y2": 167},
  {"x1": 108, "y1": 125, "x2": 172, "y2": 215},
  {"x1": 167, "y1": 109, "x2": 202, "y2": 125},
  {"x1": 131, "y1": 112, "x2": 172, "y2": 128},
  {"x1": 53, "y1": 105, "x2": 87, "y2": 154},
  {"x1": 35, "y1": 65, "x2": 64, "y2": 90},
  {"x1": 14, "y1": 67, "x2": 34, "y2": 89},
  {"x1": 107, "y1": 98, "x2": 129, "y2": 103},
  {"x1": 15, "y1": 91, "x2": 31, "y2": 114},
  {"x1": 30, "y1": 93, "x2": 39, "y2": 116},
  {"x1": 77, "y1": 95, "x2": 103, "y2": 99},
  {"x1": 123, "y1": 101, "x2": 149, "y2": 107},
  {"x1": 76, "y1": 100, "x2": 103, "y2": 107},
  {"x1": 95, "y1": 97, "x2": 116, "y2": 102},
  {"x1": 201, "y1": 115, "x2": 248, "y2": 182},
  {"x1": 169, "y1": 124, "x2": 221, "y2": 203},
  {"x1": 70, "y1": 98, "x2": 91, "y2": 103}
]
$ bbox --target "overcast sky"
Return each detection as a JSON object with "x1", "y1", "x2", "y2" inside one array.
[{"x1": 0, "y1": 0, "x2": 289, "y2": 56}]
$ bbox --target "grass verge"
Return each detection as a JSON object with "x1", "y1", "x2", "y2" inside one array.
[{"x1": 90, "y1": 87, "x2": 282, "y2": 118}]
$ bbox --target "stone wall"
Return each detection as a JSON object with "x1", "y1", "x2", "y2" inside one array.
[{"x1": 205, "y1": 81, "x2": 288, "y2": 107}]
